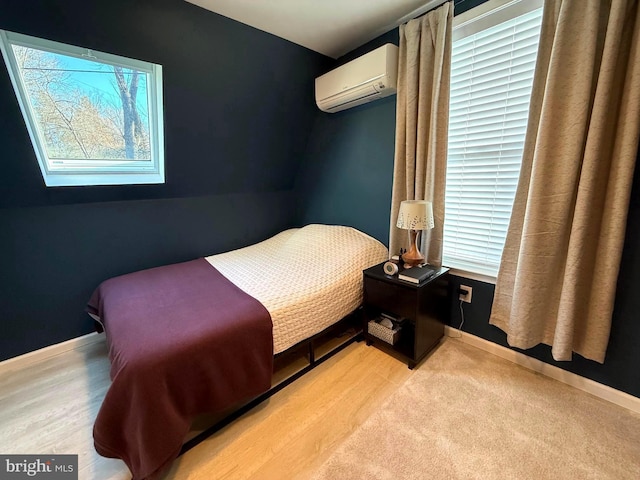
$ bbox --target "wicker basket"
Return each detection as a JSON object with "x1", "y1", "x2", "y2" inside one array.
[{"x1": 368, "y1": 317, "x2": 401, "y2": 345}]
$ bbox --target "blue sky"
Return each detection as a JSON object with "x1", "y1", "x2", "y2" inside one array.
[{"x1": 45, "y1": 51, "x2": 149, "y2": 117}]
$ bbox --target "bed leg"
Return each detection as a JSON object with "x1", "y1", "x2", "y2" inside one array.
[{"x1": 308, "y1": 340, "x2": 315, "y2": 365}]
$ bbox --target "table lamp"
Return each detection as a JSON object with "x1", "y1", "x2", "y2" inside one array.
[{"x1": 396, "y1": 200, "x2": 434, "y2": 267}]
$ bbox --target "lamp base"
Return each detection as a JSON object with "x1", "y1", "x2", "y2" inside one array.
[{"x1": 401, "y1": 230, "x2": 424, "y2": 267}]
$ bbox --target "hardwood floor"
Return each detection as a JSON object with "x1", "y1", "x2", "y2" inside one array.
[{"x1": 0, "y1": 336, "x2": 414, "y2": 479}]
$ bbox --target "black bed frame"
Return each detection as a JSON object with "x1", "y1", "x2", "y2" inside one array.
[{"x1": 179, "y1": 309, "x2": 363, "y2": 455}]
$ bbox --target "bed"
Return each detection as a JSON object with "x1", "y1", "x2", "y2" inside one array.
[{"x1": 87, "y1": 224, "x2": 388, "y2": 480}]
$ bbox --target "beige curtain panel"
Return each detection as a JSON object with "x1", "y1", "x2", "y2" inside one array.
[
  {"x1": 388, "y1": 1, "x2": 453, "y2": 265},
  {"x1": 490, "y1": 0, "x2": 640, "y2": 363}
]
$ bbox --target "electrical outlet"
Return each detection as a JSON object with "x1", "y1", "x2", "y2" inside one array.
[{"x1": 459, "y1": 285, "x2": 473, "y2": 303}]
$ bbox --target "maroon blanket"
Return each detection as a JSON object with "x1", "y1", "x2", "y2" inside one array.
[{"x1": 88, "y1": 258, "x2": 273, "y2": 480}]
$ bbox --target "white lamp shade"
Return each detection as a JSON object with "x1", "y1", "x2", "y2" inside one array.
[{"x1": 396, "y1": 200, "x2": 434, "y2": 230}]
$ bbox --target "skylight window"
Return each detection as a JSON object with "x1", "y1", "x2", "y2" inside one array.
[{"x1": 0, "y1": 30, "x2": 164, "y2": 187}]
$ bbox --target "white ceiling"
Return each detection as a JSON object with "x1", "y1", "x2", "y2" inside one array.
[{"x1": 185, "y1": 0, "x2": 446, "y2": 59}]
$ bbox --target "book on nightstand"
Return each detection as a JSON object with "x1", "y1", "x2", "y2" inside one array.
[{"x1": 397, "y1": 265, "x2": 437, "y2": 284}]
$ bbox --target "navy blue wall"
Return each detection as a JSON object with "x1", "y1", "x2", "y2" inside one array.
[
  {"x1": 0, "y1": 0, "x2": 327, "y2": 360},
  {"x1": 295, "y1": 30, "x2": 399, "y2": 243},
  {"x1": 297, "y1": 2, "x2": 640, "y2": 398}
]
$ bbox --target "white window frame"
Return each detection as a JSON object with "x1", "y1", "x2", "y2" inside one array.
[
  {"x1": 0, "y1": 30, "x2": 164, "y2": 187},
  {"x1": 443, "y1": 0, "x2": 543, "y2": 281}
]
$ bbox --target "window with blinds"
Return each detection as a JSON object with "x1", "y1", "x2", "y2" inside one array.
[{"x1": 443, "y1": 0, "x2": 543, "y2": 278}]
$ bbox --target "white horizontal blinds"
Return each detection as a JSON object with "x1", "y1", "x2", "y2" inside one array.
[{"x1": 443, "y1": 4, "x2": 543, "y2": 277}]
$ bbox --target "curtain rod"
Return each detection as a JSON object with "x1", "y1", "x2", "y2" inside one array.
[
  {"x1": 395, "y1": 0, "x2": 449, "y2": 25},
  {"x1": 363, "y1": 0, "x2": 450, "y2": 48}
]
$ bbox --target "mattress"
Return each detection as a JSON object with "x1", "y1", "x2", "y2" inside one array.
[{"x1": 206, "y1": 224, "x2": 388, "y2": 353}]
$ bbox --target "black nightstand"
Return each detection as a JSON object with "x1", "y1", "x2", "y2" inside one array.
[{"x1": 363, "y1": 262, "x2": 450, "y2": 369}]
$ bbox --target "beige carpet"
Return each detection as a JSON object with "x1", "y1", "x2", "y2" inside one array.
[{"x1": 311, "y1": 338, "x2": 640, "y2": 480}]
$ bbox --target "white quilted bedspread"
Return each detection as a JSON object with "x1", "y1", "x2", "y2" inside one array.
[{"x1": 205, "y1": 224, "x2": 388, "y2": 354}]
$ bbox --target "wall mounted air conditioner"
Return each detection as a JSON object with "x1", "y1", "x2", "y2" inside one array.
[{"x1": 315, "y1": 43, "x2": 399, "y2": 113}]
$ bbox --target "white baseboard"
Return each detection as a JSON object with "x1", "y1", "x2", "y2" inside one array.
[
  {"x1": 444, "y1": 327, "x2": 640, "y2": 415},
  {"x1": 0, "y1": 332, "x2": 105, "y2": 375}
]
